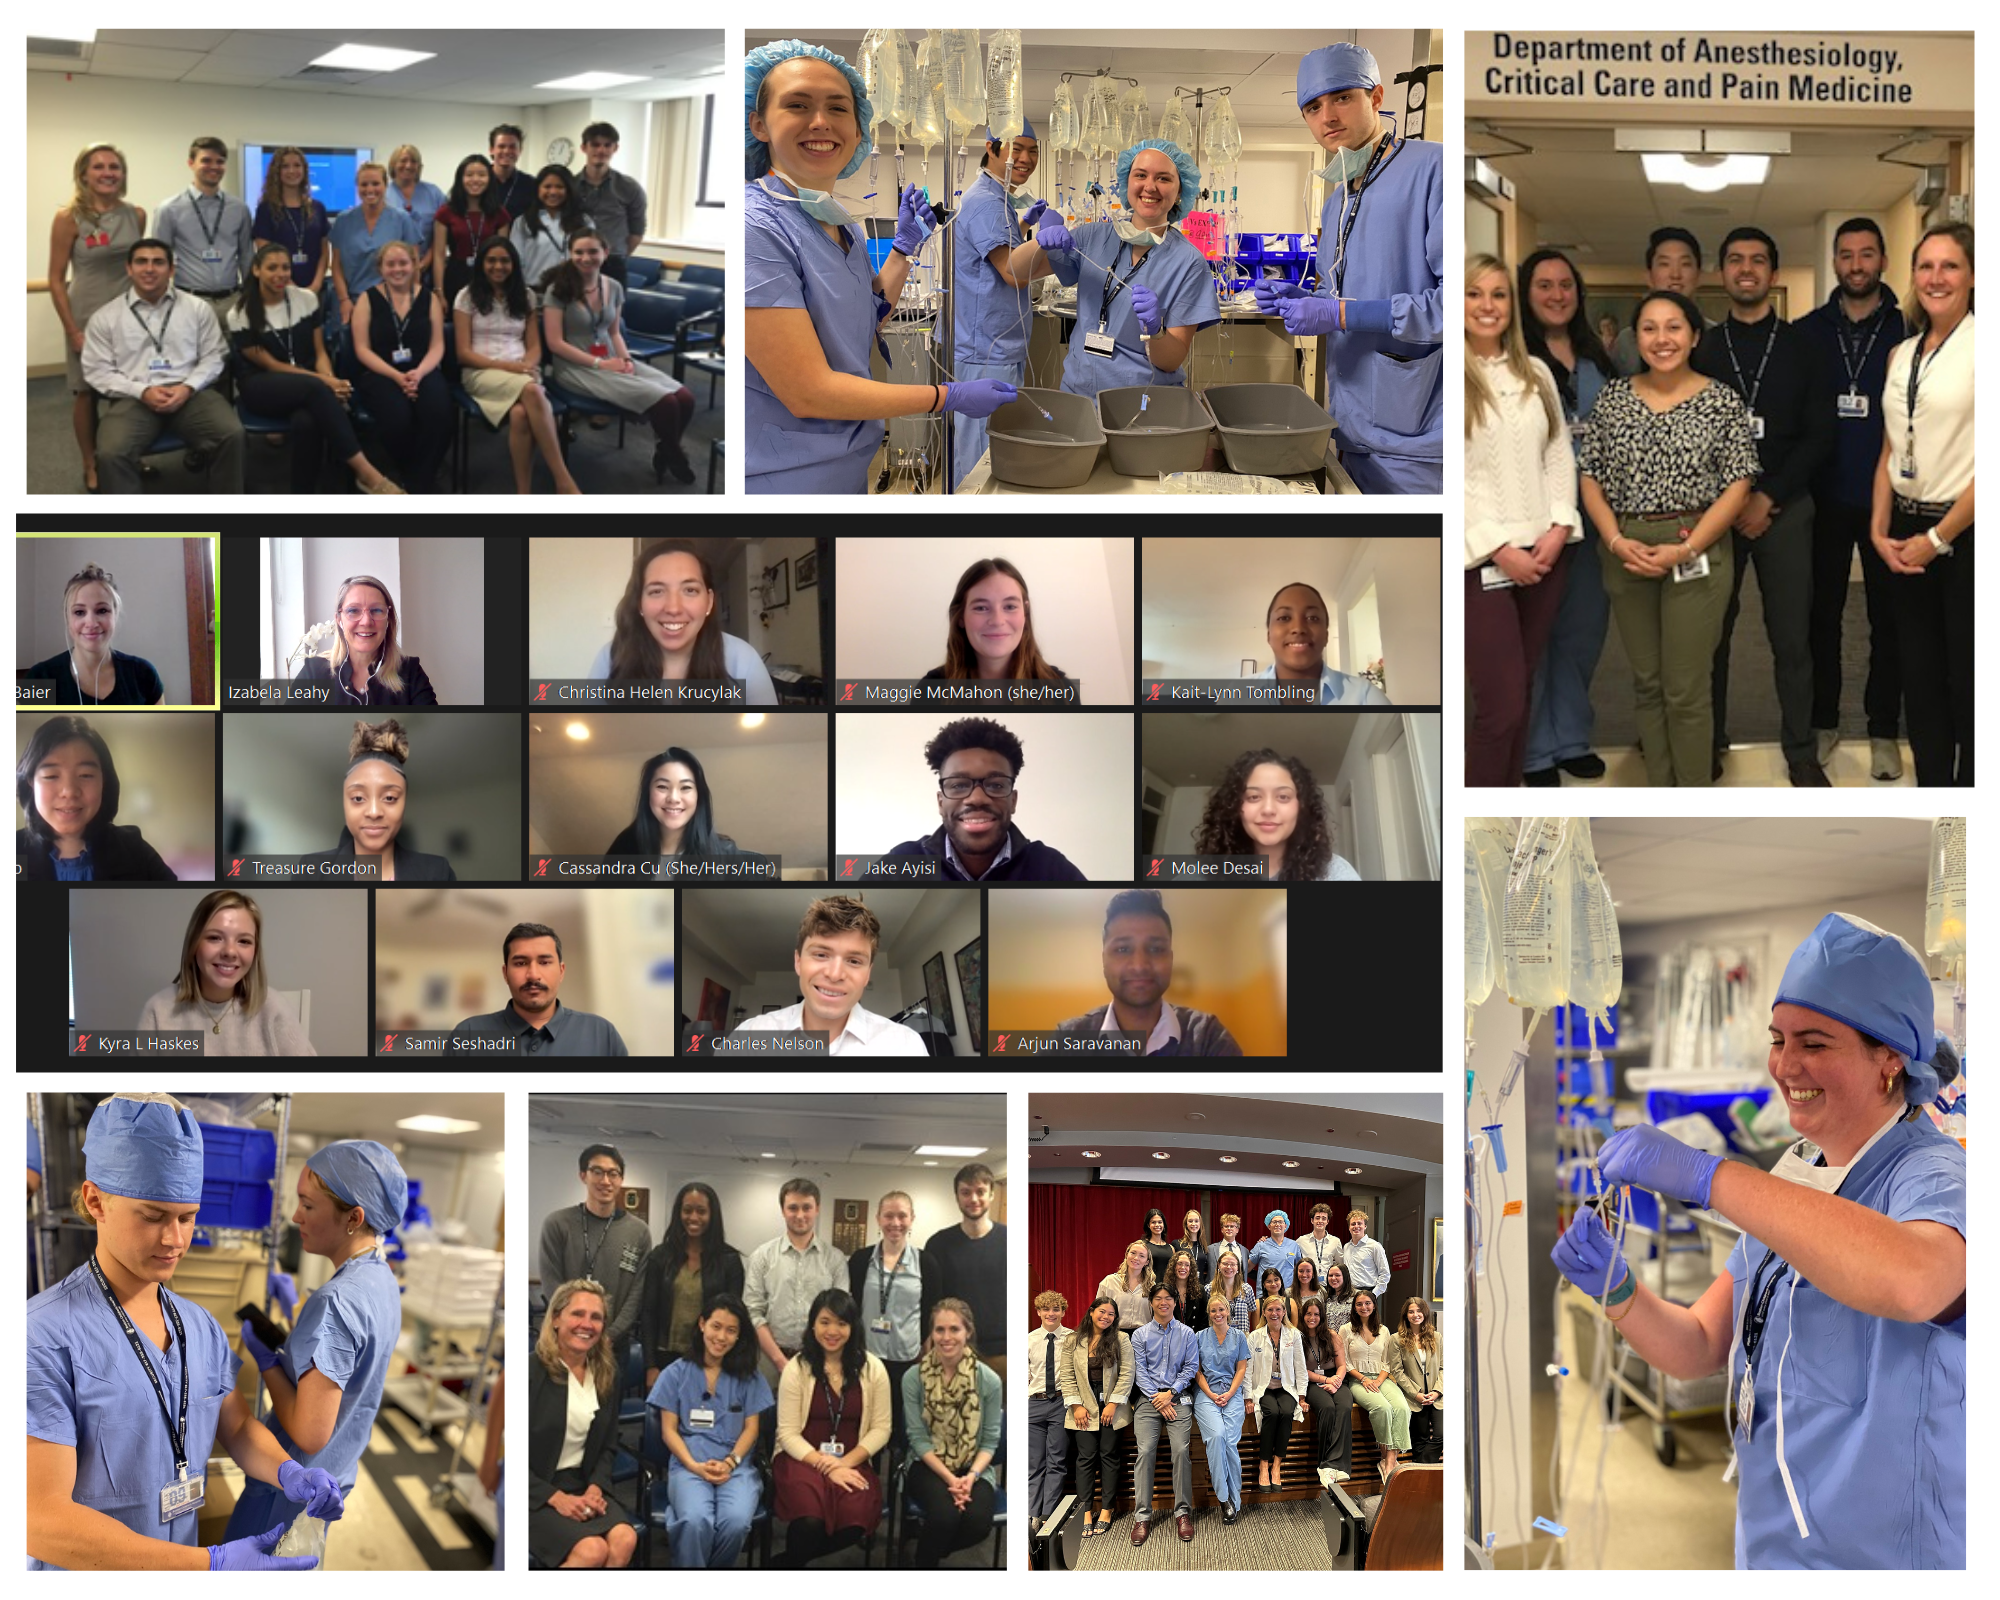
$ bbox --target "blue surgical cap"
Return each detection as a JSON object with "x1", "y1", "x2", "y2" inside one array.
[
  {"x1": 1116, "y1": 139, "x2": 1202, "y2": 224},
  {"x1": 988, "y1": 117, "x2": 1037, "y2": 141},
  {"x1": 85, "y1": 1092, "x2": 205, "y2": 1204},
  {"x1": 1774, "y1": 913, "x2": 1949, "y2": 1105},
  {"x1": 746, "y1": 39, "x2": 873, "y2": 182},
  {"x1": 1298, "y1": 43, "x2": 1381, "y2": 107},
  {"x1": 1264, "y1": 1209, "x2": 1290, "y2": 1229},
  {"x1": 307, "y1": 1140, "x2": 409, "y2": 1235}
]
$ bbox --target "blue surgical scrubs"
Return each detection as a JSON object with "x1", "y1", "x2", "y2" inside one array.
[
  {"x1": 27, "y1": 1261, "x2": 241, "y2": 1570},
  {"x1": 1248, "y1": 1236, "x2": 1303, "y2": 1288},
  {"x1": 1052, "y1": 220, "x2": 1219, "y2": 401},
  {"x1": 223, "y1": 1251, "x2": 403, "y2": 1540},
  {"x1": 1723, "y1": 1116, "x2": 1964, "y2": 1569},
  {"x1": 745, "y1": 180, "x2": 881, "y2": 495},
  {"x1": 952, "y1": 171, "x2": 1034, "y2": 489},
  {"x1": 328, "y1": 207, "x2": 422, "y2": 306},
  {"x1": 647, "y1": 1361, "x2": 774, "y2": 1568},
  {"x1": 1524, "y1": 358, "x2": 1612, "y2": 772},
  {"x1": 1191, "y1": 1326, "x2": 1250, "y2": 1509},
  {"x1": 1307, "y1": 133, "x2": 1443, "y2": 494}
]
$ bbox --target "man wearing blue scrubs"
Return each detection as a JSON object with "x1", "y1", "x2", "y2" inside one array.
[
  {"x1": 1554, "y1": 913, "x2": 1964, "y2": 1568},
  {"x1": 1256, "y1": 44, "x2": 1442, "y2": 494},
  {"x1": 953, "y1": 123, "x2": 1043, "y2": 489}
]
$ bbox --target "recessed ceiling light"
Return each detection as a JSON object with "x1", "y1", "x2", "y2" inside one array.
[
  {"x1": 1346, "y1": 1167, "x2": 1363, "y2": 1175},
  {"x1": 565, "y1": 721, "x2": 589, "y2": 740},
  {"x1": 310, "y1": 44, "x2": 436, "y2": 72},
  {"x1": 1825, "y1": 827, "x2": 1860, "y2": 837},
  {"x1": 1363, "y1": 1130, "x2": 1379, "y2": 1138},
  {"x1": 1081, "y1": 1150, "x2": 1101, "y2": 1158},
  {"x1": 922, "y1": 1160, "x2": 939, "y2": 1166},
  {"x1": 1185, "y1": 1113, "x2": 1206, "y2": 1121},
  {"x1": 1152, "y1": 1151, "x2": 1170, "y2": 1160},
  {"x1": 740, "y1": 713, "x2": 766, "y2": 729},
  {"x1": 915, "y1": 1145, "x2": 986, "y2": 1157},
  {"x1": 536, "y1": 70, "x2": 651, "y2": 91},
  {"x1": 1282, "y1": 1160, "x2": 1299, "y2": 1168},
  {"x1": 760, "y1": 1152, "x2": 776, "y2": 1158},
  {"x1": 395, "y1": 1115, "x2": 480, "y2": 1134},
  {"x1": 1219, "y1": 1155, "x2": 1237, "y2": 1163}
]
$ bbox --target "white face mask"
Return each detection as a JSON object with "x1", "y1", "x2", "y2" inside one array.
[
  {"x1": 760, "y1": 172, "x2": 857, "y2": 231},
  {"x1": 1113, "y1": 217, "x2": 1168, "y2": 245},
  {"x1": 1315, "y1": 138, "x2": 1378, "y2": 186},
  {"x1": 1769, "y1": 1106, "x2": 1906, "y2": 1195}
]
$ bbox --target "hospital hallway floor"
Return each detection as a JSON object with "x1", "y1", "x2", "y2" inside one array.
[
  {"x1": 1548, "y1": 564, "x2": 1917, "y2": 787},
  {"x1": 213, "y1": 1406, "x2": 494, "y2": 1570}
]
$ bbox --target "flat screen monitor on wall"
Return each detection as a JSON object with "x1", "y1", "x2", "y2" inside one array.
[{"x1": 241, "y1": 144, "x2": 375, "y2": 214}]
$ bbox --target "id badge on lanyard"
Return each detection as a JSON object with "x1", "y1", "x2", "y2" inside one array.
[
  {"x1": 688, "y1": 1406, "x2": 717, "y2": 1432},
  {"x1": 1083, "y1": 327, "x2": 1117, "y2": 357},
  {"x1": 1837, "y1": 392, "x2": 1869, "y2": 419},
  {"x1": 1672, "y1": 551, "x2": 1711, "y2": 583}
]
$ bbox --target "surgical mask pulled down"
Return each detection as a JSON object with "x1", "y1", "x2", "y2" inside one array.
[
  {"x1": 1112, "y1": 217, "x2": 1168, "y2": 245},
  {"x1": 760, "y1": 172, "x2": 859, "y2": 231}
]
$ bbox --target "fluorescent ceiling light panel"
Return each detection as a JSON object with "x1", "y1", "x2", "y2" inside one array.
[
  {"x1": 537, "y1": 72, "x2": 650, "y2": 91},
  {"x1": 396, "y1": 1115, "x2": 481, "y2": 1134},
  {"x1": 35, "y1": 27, "x2": 99, "y2": 41},
  {"x1": 1641, "y1": 153, "x2": 1770, "y2": 193},
  {"x1": 915, "y1": 1145, "x2": 987, "y2": 1157},
  {"x1": 310, "y1": 45, "x2": 436, "y2": 73}
]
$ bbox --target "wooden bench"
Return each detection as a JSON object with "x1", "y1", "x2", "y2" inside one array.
[{"x1": 1090, "y1": 1399, "x2": 1382, "y2": 1517}]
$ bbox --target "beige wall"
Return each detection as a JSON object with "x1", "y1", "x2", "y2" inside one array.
[
  {"x1": 17, "y1": 535, "x2": 204, "y2": 705},
  {"x1": 15, "y1": 709, "x2": 216, "y2": 880}
]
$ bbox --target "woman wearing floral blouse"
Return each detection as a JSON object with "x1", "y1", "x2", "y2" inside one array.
[{"x1": 1579, "y1": 289, "x2": 1759, "y2": 786}]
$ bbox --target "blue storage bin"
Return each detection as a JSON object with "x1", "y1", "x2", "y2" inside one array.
[
  {"x1": 1644, "y1": 1087, "x2": 1772, "y2": 1150},
  {"x1": 866, "y1": 239, "x2": 894, "y2": 274},
  {"x1": 196, "y1": 1122, "x2": 277, "y2": 1230}
]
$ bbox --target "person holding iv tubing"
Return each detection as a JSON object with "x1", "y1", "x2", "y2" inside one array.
[
  {"x1": 27, "y1": 1094, "x2": 343, "y2": 1570},
  {"x1": 1011, "y1": 139, "x2": 1220, "y2": 401},
  {"x1": 950, "y1": 123, "x2": 1043, "y2": 489},
  {"x1": 1553, "y1": 913, "x2": 1964, "y2": 1568},
  {"x1": 744, "y1": 39, "x2": 1018, "y2": 495},
  {"x1": 1255, "y1": 44, "x2": 1443, "y2": 494},
  {"x1": 225, "y1": 1141, "x2": 406, "y2": 1544}
]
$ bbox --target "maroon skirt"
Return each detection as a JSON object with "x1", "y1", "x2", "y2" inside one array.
[{"x1": 773, "y1": 1452, "x2": 881, "y2": 1531}]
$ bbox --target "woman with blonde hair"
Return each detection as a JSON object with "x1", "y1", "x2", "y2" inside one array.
[
  {"x1": 291, "y1": 574, "x2": 438, "y2": 705},
  {"x1": 901, "y1": 1296, "x2": 1002, "y2": 1567},
  {"x1": 1464, "y1": 251, "x2": 1577, "y2": 786},
  {"x1": 1206, "y1": 1248, "x2": 1254, "y2": 1335},
  {"x1": 24, "y1": 562, "x2": 164, "y2": 705},
  {"x1": 48, "y1": 143, "x2": 146, "y2": 491},
  {"x1": 1095, "y1": 1240, "x2": 1156, "y2": 1331},
  {"x1": 1248, "y1": 1287, "x2": 1306, "y2": 1490},
  {"x1": 529, "y1": 1279, "x2": 636, "y2": 1568},
  {"x1": 386, "y1": 144, "x2": 445, "y2": 275},
  {"x1": 136, "y1": 891, "x2": 316, "y2": 1054}
]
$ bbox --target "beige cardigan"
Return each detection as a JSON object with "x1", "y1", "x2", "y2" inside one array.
[
  {"x1": 1057, "y1": 1328, "x2": 1134, "y2": 1432},
  {"x1": 775, "y1": 1350, "x2": 892, "y2": 1464}
]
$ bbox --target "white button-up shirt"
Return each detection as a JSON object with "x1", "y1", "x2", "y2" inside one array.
[
  {"x1": 81, "y1": 286, "x2": 228, "y2": 400},
  {"x1": 731, "y1": 1000, "x2": 929, "y2": 1056}
]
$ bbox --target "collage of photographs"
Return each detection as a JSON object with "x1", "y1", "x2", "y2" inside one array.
[{"x1": 12, "y1": 17, "x2": 1973, "y2": 1583}]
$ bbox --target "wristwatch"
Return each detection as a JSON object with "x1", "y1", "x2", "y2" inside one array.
[{"x1": 1927, "y1": 528, "x2": 1953, "y2": 556}]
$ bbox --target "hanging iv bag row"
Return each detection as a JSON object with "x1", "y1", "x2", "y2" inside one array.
[
  {"x1": 1495, "y1": 816, "x2": 1623, "y2": 1035},
  {"x1": 1925, "y1": 815, "x2": 1965, "y2": 970}
]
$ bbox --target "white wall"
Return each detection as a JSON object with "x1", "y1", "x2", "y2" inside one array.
[
  {"x1": 833, "y1": 711, "x2": 1133, "y2": 879},
  {"x1": 69, "y1": 887, "x2": 370, "y2": 1055},
  {"x1": 528, "y1": 537, "x2": 637, "y2": 678},
  {"x1": 393, "y1": 539, "x2": 487, "y2": 705},
  {"x1": 834, "y1": 537, "x2": 1134, "y2": 705},
  {"x1": 890, "y1": 888, "x2": 983, "y2": 1051},
  {"x1": 1327, "y1": 712, "x2": 1443, "y2": 882},
  {"x1": 1339, "y1": 537, "x2": 1441, "y2": 704},
  {"x1": 18, "y1": 536, "x2": 200, "y2": 705}
]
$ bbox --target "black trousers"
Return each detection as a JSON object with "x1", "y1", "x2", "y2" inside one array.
[
  {"x1": 353, "y1": 367, "x2": 452, "y2": 493},
  {"x1": 909, "y1": 1472, "x2": 995, "y2": 1568},
  {"x1": 1888, "y1": 510, "x2": 1974, "y2": 784},
  {"x1": 1304, "y1": 1382, "x2": 1353, "y2": 1471},
  {"x1": 1809, "y1": 497, "x2": 1903, "y2": 737},
  {"x1": 1409, "y1": 1401, "x2": 1443, "y2": 1465},
  {"x1": 238, "y1": 369, "x2": 364, "y2": 493},
  {"x1": 1257, "y1": 1400, "x2": 1295, "y2": 1461},
  {"x1": 883, "y1": 1358, "x2": 914, "y2": 1452},
  {"x1": 1028, "y1": 1393, "x2": 1069, "y2": 1519},
  {"x1": 1074, "y1": 1424, "x2": 1125, "y2": 1515}
]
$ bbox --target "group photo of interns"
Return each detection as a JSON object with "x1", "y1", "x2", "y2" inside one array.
[
  {"x1": 29, "y1": 29, "x2": 726, "y2": 497},
  {"x1": 1026, "y1": 1092, "x2": 1444, "y2": 1570},
  {"x1": 1465, "y1": 29, "x2": 1972, "y2": 788},
  {"x1": 527, "y1": 1094, "x2": 1005, "y2": 1567},
  {"x1": 21, "y1": 528, "x2": 1440, "y2": 1058}
]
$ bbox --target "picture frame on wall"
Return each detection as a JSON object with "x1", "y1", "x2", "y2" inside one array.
[
  {"x1": 953, "y1": 936, "x2": 983, "y2": 1036},
  {"x1": 1430, "y1": 1215, "x2": 1443, "y2": 1303},
  {"x1": 796, "y1": 547, "x2": 819, "y2": 589},
  {"x1": 923, "y1": 951, "x2": 956, "y2": 1039},
  {"x1": 697, "y1": 978, "x2": 731, "y2": 1027}
]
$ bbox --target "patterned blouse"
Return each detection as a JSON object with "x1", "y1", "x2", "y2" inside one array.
[{"x1": 1578, "y1": 376, "x2": 1761, "y2": 517}]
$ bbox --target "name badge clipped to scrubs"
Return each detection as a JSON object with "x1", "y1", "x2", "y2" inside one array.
[
  {"x1": 162, "y1": 1471, "x2": 206, "y2": 1521},
  {"x1": 1748, "y1": 415, "x2": 1766, "y2": 441},
  {"x1": 86, "y1": 1255, "x2": 206, "y2": 1523},
  {"x1": 1083, "y1": 328, "x2": 1118, "y2": 358},
  {"x1": 1837, "y1": 393, "x2": 1870, "y2": 419},
  {"x1": 292, "y1": 251, "x2": 310, "y2": 267},
  {"x1": 1672, "y1": 551, "x2": 1711, "y2": 583},
  {"x1": 1737, "y1": 1363, "x2": 1756, "y2": 1437},
  {"x1": 688, "y1": 1406, "x2": 717, "y2": 1432}
]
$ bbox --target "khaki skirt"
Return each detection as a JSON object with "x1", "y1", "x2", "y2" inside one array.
[{"x1": 461, "y1": 366, "x2": 539, "y2": 427}]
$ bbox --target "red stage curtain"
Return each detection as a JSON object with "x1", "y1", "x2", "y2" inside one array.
[{"x1": 1029, "y1": 1183, "x2": 1350, "y2": 1328}]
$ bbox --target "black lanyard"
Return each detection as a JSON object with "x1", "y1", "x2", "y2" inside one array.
[
  {"x1": 190, "y1": 192, "x2": 224, "y2": 250},
  {"x1": 874, "y1": 1244, "x2": 906, "y2": 1317},
  {"x1": 1837, "y1": 306, "x2": 1887, "y2": 394},
  {"x1": 578, "y1": 1204, "x2": 610, "y2": 1280},
  {"x1": 87, "y1": 1255, "x2": 192, "y2": 1479},
  {"x1": 1739, "y1": 1245, "x2": 1789, "y2": 1368},
  {"x1": 282, "y1": 204, "x2": 312, "y2": 256},
  {"x1": 1722, "y1": 317, "x2": 1778, "y2": 415},
  {"x1": 1097, "y1": 242, "x2": 1148, "y2": 334},
  {"x1": 129, "y1": 296, "x2": 176, "y2": 358},
  {"x1": 820, "y1": 1375, "x2": 847, "y2": 1441},
  {"x1": 1331, "y1": 131, "x2": 1399, "y2": 298},
  {"x1": 1905, "y1": 318, "x2": 1962, "y2": 451}
]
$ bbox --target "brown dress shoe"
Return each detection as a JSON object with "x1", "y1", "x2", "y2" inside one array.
[
  {"x1": 1176, "y1": 1511, "x2": 1195, "y2": 1541},
  {"x1": 1130, "y1": 1517, "x2": 1151, "y2": 1546}
]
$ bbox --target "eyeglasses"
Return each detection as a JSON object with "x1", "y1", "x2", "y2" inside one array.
[
  {"x1": 584, "y1": 1166, "x2": 624, "y2": 1180},
  {"x1": 940, "y1": 776, "x2": 1015, "y2": 800},
  {"x1": 340, "y1": 607, "x2": 389, "y2": 623}
]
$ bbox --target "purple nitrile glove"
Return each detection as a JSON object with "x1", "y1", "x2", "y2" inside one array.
[
  {"x1": 893, "y1": 184, "x2": 935, "y2": 256},
  {"x1": 208, "y1": 1526, "x2": 317, "y2": 1571},
  {"x1": 1253, "y1": 279, "x2": 1308, "y2": 315},
  {"x1": 1036, "y1": 220, "x2": 1076, "y2": 256},
  {"x1": 1020, "y1": 199, "x2": 1049, "y2": 229},
  {"x1": 1131, "y1": 284, "x2": 1162, "y2": 335},
  {"x1": 1550, "y1": 1206, "x2": 1627, "y2": 1300},
  {"x1": 1280, "y1": 295, "x2": 1345, "y2": 337},
  {"x1": 941, "y1": 380, "x2": 1019, "y2": 419},
  {"x1": 278, "y1": 1458, "x2": 346, "y2": 1521},
  {"x1": 1597, "y1": 1124, "x2": 1723, "y2": 1209},
  {"x1": 240, "y1": 1319, "x2": 280, "y2": 1373},
  {"x1": 267, "y1": 1270, "x2": 298, "y2": 1320}
]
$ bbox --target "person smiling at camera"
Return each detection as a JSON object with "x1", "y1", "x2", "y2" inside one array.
[
  {"x1": 1253, "y1": 582, "x2": 1390, "y2": 705},
  {"x1": 729, "y1": 896, "x2": 928, "y2": 1056},
  {"x1": 883, "y1": 718, "x2": 1085, "y2": 882}
]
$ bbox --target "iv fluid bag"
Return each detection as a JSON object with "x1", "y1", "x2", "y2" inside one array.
[
  {"x1": 1118, "y1": 84, "x2": 1152, "y2": 149},
  {"x1": 1465, "y1": 823, "x2": 1496, "y2": 1009},
  {"x1": 860, "y1": 30, "x2": 905, "y2": 131},
  {"x1": 1080, "y1": 85, "x2": 1112, "y2": 158},
  {"x1": 1050, "y1": 81, "x2": 1078, "y2": 152},
  {"x1": 1158, "y1": 98, "x2": 1192, "y2": 152},
  {"x1": 909, "y1": 34, "x2": 946, "y2": 152},
  {"x1": 985, "y1": 29, "x2": 1025, "y2": 138},
  {"x1": 1565, "y1": 821, "x2": 1623, "y2": 1028},
  {"x1": 1504, "y1": 816, "x2": 1571, "y2": 1010},
  {"x1": 939, "y1": 30, "x2": 986, "y2": 136},
  {"x1": 1925, "y1": 816, "x2": 1966, "y2": 962},
  {"x1": 1203, "y1": 92, "x2": 1243, "y2": 166}
]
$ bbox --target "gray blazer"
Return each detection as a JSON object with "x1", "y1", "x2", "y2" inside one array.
[{"x1": 1058, "y1": 1328, "x2": 1134, "y2": 1431}]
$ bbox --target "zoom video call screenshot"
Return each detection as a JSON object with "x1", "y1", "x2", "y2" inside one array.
[{"x1": 16, "y1": 524, "x2": 1442, "y2": 1061}]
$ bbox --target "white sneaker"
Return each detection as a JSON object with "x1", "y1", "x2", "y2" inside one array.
[
  {"x1": 1317, "y1": 1467, "x2": 1352, "y2": 1488},
  {"x1": 1815, "y1": 728, "x2": 1839, "y2": 766},
  {"x1": 1871, "y1": 738, "x2": 1903, "y2": 781}
]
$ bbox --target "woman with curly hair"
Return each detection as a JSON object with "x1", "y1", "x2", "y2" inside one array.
[{"x1": 1192, "y1": 748, "x2": 1359, "y2": 880}]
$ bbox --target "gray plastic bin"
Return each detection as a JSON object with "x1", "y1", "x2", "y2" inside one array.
[
  {"x1": 1095, "y1": 386, "x2": 1214, "y2": 477},
  {"x1": 1201, "y1": 383, "x2": 1334, "y2": 477},
  {"x1": 986, "y1": 388, "x2": 1104, "y2": 489}
]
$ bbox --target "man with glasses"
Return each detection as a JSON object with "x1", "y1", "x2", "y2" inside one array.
[
  {"x1": 883, "y1": 717, "x2": 1086, "y2": 881},
  {"x1": 538, "y1": 1143, "x2": 652, "y2": 1345}
]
